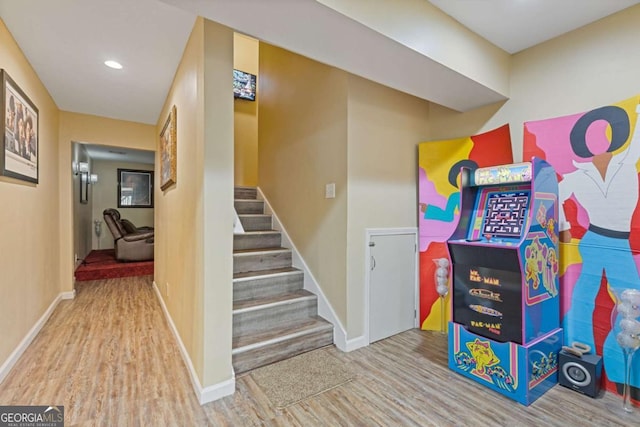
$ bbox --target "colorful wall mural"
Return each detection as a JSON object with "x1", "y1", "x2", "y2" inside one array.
[
  {"x1": 418, "y1": 125, "x2": 513, "y2": 331},
  {"x1": 523, "y1": 95, "x2": 640, "y2": 400}
]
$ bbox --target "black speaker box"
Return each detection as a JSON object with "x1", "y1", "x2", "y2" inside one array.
[{"x1": 558, "y1": 350, "x2": 602, "y2": 398}]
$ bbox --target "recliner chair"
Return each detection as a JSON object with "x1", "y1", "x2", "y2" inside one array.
[
  {"x1": 103, "y1": 208, "x2": 154, "y2": 262},
  {"x1": 120, "y1": 218, "x2": 154, "y2": 234}
]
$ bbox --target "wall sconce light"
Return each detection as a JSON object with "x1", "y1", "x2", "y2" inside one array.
[
  {"x1": 73, "y1": 161, "x2": 89, "y2": 175},
  {"x1": 89, "y1": 173, "x2": 99, "y2": 184}
]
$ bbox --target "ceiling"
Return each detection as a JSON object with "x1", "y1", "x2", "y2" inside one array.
[
  {"x1": 428, "y1": 0, "x2": 640, "y2": 54},
  {"x1": 1, "y1": 0, "x2": 639, "y2": 161},
  {"x1": 84, "y1": 145, "x2": 155, "y2": 165}
]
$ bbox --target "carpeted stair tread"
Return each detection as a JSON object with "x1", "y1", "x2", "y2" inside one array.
[
  {"x1": 233, "y1": 266, "x2": 301, "y2": 280},
  {"x1": 232, "y1": 316, "x2": 333, "y2": 353},
  {"x1": 233, "y1": 289, "x2": 315, "y2": 312}
]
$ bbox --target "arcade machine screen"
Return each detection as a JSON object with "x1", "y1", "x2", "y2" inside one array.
[
  {"x1": 452, "y1": 187, "x2": 531, "y2": 343},
  {"x1": 481, "y1": 190, "x2": 530, "y2": 239}
]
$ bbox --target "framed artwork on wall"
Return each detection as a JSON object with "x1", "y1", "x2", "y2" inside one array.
[
  {"x1": 160, "y1": 105, "x2": 176, "y2": 191},
  {"x1": 118, "y1": 168, "x2": 154, "y2": 208},
  {"x1": 1, "y1": 69, "x2": 39, "y2": 183}
]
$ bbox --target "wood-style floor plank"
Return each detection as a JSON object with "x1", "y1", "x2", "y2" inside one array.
[{"x1": 0, "y1": 276, "x2": 635, "y2": 426}]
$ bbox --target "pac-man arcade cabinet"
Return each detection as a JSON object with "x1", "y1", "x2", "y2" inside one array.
[{"x1": 447, "y1": 158, "x2": 562, "y2": 406}]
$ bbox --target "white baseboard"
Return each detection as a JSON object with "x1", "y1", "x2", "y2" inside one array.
[
  {"x1": 152, "y1": 282, "x2": 235, "y2": 404},
  {"x1": 0, "y1": 288, "x2": 76, "y2": 385},
  {"x1": 256, "y1": 188, "x2": 362, "y2": 352},
  {"x1": 343, "y1": 335, "x2": 368, "y2": 352}
]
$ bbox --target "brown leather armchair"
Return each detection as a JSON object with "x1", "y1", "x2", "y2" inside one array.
[{"x1": 103, "y1": 208, "x2": 154, "y2": 262}]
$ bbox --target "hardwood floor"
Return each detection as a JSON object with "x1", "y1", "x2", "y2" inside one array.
[{"x1": 0, "y1": 276, "x2": 635, "y2": 426}]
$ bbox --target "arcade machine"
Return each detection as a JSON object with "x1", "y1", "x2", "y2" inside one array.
[{"x1": 447, "y1": 158, "x2": 562, "y2": 406}]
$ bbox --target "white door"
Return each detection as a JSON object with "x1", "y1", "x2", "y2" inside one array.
[{"x1": 369, "y1": 233, "x2": 417, "y2": 343}]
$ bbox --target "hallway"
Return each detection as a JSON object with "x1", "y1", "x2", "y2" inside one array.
[{"x1": 0, "y1": 276, "x2": 632, "y2": 426}]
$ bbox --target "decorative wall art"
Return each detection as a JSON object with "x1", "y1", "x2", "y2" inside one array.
[
  {"x1": 417, "y1": 124, "x2": 513, "y2": 331},
  {"x1": 118, "y1": 168, "x2": 154, "y2": 208},
  {"x1": 523, "y1": 94, "x2": 640, "y2": 401},
  {"x1": 160, "y1": 105, "x2": 176, "y2": 190},
  {"x1": 1, "y1": 69, "x2": 38, "y2": 183}
]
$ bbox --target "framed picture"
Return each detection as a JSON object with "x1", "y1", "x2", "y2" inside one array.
[
  {"x1": 117, "y1": 168, "x2": 154, "y2": 208},
  {"x1": 160, "y1": 105, "x2": 176, "y2": 190},
  {"x1": 1, "y1": 69, "x2": 38, "y2": 183}
]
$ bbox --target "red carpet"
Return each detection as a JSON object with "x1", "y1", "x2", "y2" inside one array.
[{"x1": 75, "y1": 249, "x2": 153, "y2": 281}]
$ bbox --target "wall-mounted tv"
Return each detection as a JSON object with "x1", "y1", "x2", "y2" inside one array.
[{"x1": 233, "y1": 69, "x2": 256, "y2": 101}]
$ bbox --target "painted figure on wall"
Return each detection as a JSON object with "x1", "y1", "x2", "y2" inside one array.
[
  {"x1": 524, "y1": 96, "x2": 640, "y2": 399},
  {"x1": 418, "y1": 125, "x2": 513, "y2": 330}
]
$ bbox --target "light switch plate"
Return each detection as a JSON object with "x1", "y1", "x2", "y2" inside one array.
[{"x1": 325, "y1": 182, "x2": 336, "y2": 199}]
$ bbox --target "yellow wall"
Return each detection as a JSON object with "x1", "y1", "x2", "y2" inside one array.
[
  {"x1": 155, "y1": 16, "x2": 204, "y2": 385},
  {"x1": 59, "y1": 112, "x2": 155, "y2": 290},
  {"x1": 346, "y1": 75, "x2": 430, "y2": 337},
  {"x1": 258, "y1": 43, "x2": 349, "y2": 324},
  {"x1": 0, "y1": 18, "x2": 61, "y2": 369},
  {"x1": 91, "y1": 159, "x2": 155, "y2": 250},
  {"x1": 257, "y1": 43, "x2": 431, "y2": 340},
  {"x1": 233, "y1": 33, "x2": 259, "y2": 186},
  {"x1": 155, "y1": 17, "x2": 234, "y2": 388}
]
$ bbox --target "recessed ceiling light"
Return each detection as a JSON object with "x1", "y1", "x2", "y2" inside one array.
[{"x1": 104, "y1": 60, "x2": 123, "y2": 70}]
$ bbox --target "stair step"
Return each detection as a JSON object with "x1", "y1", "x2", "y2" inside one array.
[
  {"x1": 235, "y1": 186, "x2": 257, "y2": 200},
  {"x1": 238, "y1": 214, "x2": 272, "y2": 231},
  {"x1": 233, "y1": 230, "x2": 281, "y2": 250},
  {"x1": 233, "y1": 290, "x2": 317, "y2": 336},
  {"x1": 232, "y1": 317, "x2": 334, "y2": 374},
  {"x1": 233, "y1": 248, "x2": 292, "y2": 274},
  {"x1": 233, "y1": 267, "x2": 303, "y2": 301},
  {"x1": 235, "y1": 199, "x2": 264, "y2": 214}
]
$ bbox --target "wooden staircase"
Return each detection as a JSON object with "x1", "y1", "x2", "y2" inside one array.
[{"x1": 232, "y1": 186, "x2": 334, "y2": 373}]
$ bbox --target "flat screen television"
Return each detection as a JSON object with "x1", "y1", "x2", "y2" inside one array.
[
  {"x1": 481, "y1": 190, "x2": 530, "y2": 238},
  {"x1": 233, "y1": 69, "x2": 257, "y2": 101}
]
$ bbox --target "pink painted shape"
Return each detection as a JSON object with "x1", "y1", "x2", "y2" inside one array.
[
  {"x1": 585, "y1": 120, "x2": 612, "y2": 155},
  {"x1": 524, "y1": 113, "x2": 585, "y2": 175},
  {"x1": 418, "y1": 167, "x2": 458, "y2": 251}
]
